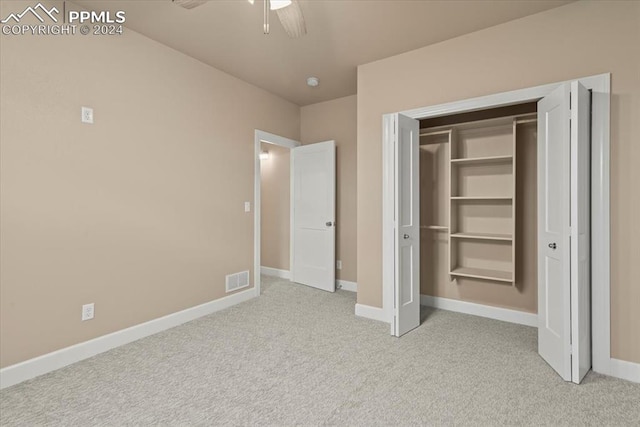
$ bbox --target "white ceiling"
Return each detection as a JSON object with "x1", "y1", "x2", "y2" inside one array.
[{"x1": 75, "y1": 0, "x2": 573, "y2": 106}]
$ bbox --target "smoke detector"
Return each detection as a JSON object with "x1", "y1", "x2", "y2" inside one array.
[
  {"x1": 173, "y1": 0, "x2": 207, "y2": 10},
  {"x1": 307, "y1": 77, "x2": 319, "y2": 87}
]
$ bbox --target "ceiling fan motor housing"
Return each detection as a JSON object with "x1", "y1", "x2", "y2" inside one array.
[{"x1": 172, "y1": 0, "x2": 207, "y2": 10}]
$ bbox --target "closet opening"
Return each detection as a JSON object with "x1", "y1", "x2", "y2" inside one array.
[
  {"x1": 383, "y1": 74, "x2": 611, "y2": 384},
  {"x1": 418, "y1": 103, "x2": 538, "y2": 311}
]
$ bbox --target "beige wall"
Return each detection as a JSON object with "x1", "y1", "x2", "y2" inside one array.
[
  {"x1": 260, "y1": 143, "x2": 290, "y2": 271},
  {"x1": 0, "y1": 0, "x2": 300, "y2": 368},
  {"x1": 301, "y1": 95, "x2": 357, "y2": 283},
  {"x1": 357, "y1": 1, "x2": 640, "y2": 363}
]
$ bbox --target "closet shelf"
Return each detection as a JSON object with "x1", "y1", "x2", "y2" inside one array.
[
  {"x1": 450, "y1": 267, "x2": 513, "y2": 283},
  {"x1": 451, "y1": 196, "x2": 512, "y2": 201},
  {"x1": 450, "y1": 155, "x2": 513, "y2": 165},
  {"x1": 450, "y1": 232, "x2": 512, "y2": 241}
]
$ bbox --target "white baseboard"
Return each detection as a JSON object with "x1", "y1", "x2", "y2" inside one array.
[
  {"x1": 337, "y1": 280, "x2": 357, "y2": 292},
  {"x1": 261, "y1": 267, "x2": 356, "y2": 293},
  {"x1": 420, "y1": 295, "x2": 538, "y2": 327},
  {"x1": 260, "y1": 266, "x2": 291, "y2": 279},
  {"x1": 355, "y1": 303, "x2": 389, "y2": 323},
  {"x1": 608, "y1": 358, "x2": 640, "y2": 384},
  {"x1": 0, "y1": 288, "x2": 256, "y2": 390}
]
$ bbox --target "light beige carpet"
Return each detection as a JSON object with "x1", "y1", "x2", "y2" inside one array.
[{"x1": 1, "y1": 275, "x2": 639, "y2": 426}]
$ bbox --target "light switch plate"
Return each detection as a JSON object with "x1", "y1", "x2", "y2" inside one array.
[{"x1": 81, "y1": 107, "x2": 94, "y2": 124}]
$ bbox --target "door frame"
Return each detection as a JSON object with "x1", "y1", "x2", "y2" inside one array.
[
  {"x1": 253, "y1": 130, "x2": 301, "y2": 297},
  {"x1": 382, "y1": 73, "x2": 611, "y2": 375}
]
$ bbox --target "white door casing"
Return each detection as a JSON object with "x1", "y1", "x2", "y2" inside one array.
[
  {"x1": 254, "y1": 130, "x2": 300, "y2": 297},
  {"x1": 570, "y1": 81, "x2": 592, "y2": 384},
  {"x1": 393, "y1": 114, "x2": 420, "y2": 336},
  {"x1": 291, "y1": 141, "x2": 336, "y2": 292}
]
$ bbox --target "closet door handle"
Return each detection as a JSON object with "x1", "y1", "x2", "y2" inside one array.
[
  {"x1": 326, "y1": 221, "x2": 334, "y2": 227},
  {"x1": 403, "y1": 234, "x2": 410, "y2": 239},
  {"x1": 548, "y1": 243, "x2": 557, "y2": 250}
]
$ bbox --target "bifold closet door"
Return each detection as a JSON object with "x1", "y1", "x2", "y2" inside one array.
[
  {"x1": 537, "y1": 81, "x2": 591, "y2": 384},
  {"x1": 393, "y1": 114, "x2": 420, "y2": 337}
]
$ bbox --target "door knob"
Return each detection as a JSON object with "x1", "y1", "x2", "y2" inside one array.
[
  {"x1": 326, "y1": 221, "x2": 333, "y2": 227},
  {"x1": 548, "y1": 243, "x2": 557, "y2": 249},
  {"x1": 404, "y1": 234, "x2": 410, "y2": 239}
]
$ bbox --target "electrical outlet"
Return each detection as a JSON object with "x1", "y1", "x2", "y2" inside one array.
[
  {"x1": 336, "y1": 260, "x2": 342, "y2": 270},
  {"x1": 244, "y1": 202, "x2": 251, "y2": 213},
  {"x1": 82, "y1": 303, "x2": 95, "y2": 321},
  {"x1": 81, "y1": 107, "x2": 94, "y2": 124}
]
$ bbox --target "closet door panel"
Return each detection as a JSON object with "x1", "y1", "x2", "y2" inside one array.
[
  {"x1": 393, "y1": 113, "x2": 420, "y2": 337},
  {"x1": 537, "y1": 84, "x2": 572, "y2": 382}
]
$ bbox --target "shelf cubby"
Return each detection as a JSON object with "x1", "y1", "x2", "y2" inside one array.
[
  {"x1": 449, "y1": 267, "x2": 513, "y2": 283},
  {"x1": 451, "y1": 196, "x2": 512, "y2": 201},
  {"x1": 450, "y1": 232, "x2": 513, "y2": 241},
  {"x1": 450, "y1": 155, "x2": 513, "y2": 165}
]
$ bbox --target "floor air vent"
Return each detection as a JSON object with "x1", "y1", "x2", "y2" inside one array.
[{"x1": 225, "y1": 271, "x2": 250, "y2": 293}]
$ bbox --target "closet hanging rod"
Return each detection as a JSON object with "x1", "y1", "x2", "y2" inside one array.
[
  {"x1": 515, "y1": 118, "x2": 538, "y2": 125},
  {"x1": 419, "y1": 129, "x2": 452, "y2": 137},
  {"x1": 421, "y1": 112, "x2": 537, "y2": 133},
  {"x1": 420, "y1": 225, "x2": 449, "y2": 230}
]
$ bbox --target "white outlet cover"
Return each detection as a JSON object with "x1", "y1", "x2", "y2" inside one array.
[
  {"x1": 336, "y1": 260, "x2": 342, "y2": 270},
  {"x1": 244, "y1": 202, "x2": 251, "y2": 213},
  {"x1": 81, "y1": 107, "x2": 94, "y2": 124},
  {"x1": 82, "y1": 303, "x2": 95, "y2": 321}
]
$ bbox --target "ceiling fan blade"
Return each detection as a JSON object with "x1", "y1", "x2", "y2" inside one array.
[{"x1": 276, "y1": 0, "x2": 306, "y2": 38}]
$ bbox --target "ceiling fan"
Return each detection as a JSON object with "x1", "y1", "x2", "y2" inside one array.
[
  {"x1": 249, "y1": 0, "x2": 307, "y2": 38},
  {"x1": 172, "y1": 0, "x2": 306, "y2": 38}
]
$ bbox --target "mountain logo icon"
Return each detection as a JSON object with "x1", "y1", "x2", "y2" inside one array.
[{"x1": 1, "y1": 2, "x2": 59, "y2": 24}]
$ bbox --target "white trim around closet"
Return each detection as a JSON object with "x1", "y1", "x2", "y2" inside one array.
[
  {"x1": 420, "y1": 295, "x2": 537, "y2": 328},
  {"x1": 382, "y1": 73, "x2": 613, "y2": 378},
  {"x1": 609, "y1": 359, "x2": 640, "y2": 384},
  {"x1": 355, "y1": 303, "x2": 389, "y2": 323}
]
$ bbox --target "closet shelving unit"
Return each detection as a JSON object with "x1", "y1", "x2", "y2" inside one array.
[
  {"x1": 420, "y1": 114, "x2": 536, "y2": 285},
  {"x1": 449, "y1": 117, "x2": 516, "y2": 284}
]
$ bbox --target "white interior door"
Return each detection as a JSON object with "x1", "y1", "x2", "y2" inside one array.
[
  {"x1": 393, "y1": 114, "x2": 420, "y2": 336},
  {"x1": 570, "y1": 81, "x2": 591, "y2": 384},
  {"x1": 291, "y1": 141, "x2": 336, "y2": 292},
  {"x1": 538, "y1": 82, "x2": 592, "y2": 383},
  {"x1": 538, "y1": 84, "x2": 572, "y2": 381}
]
